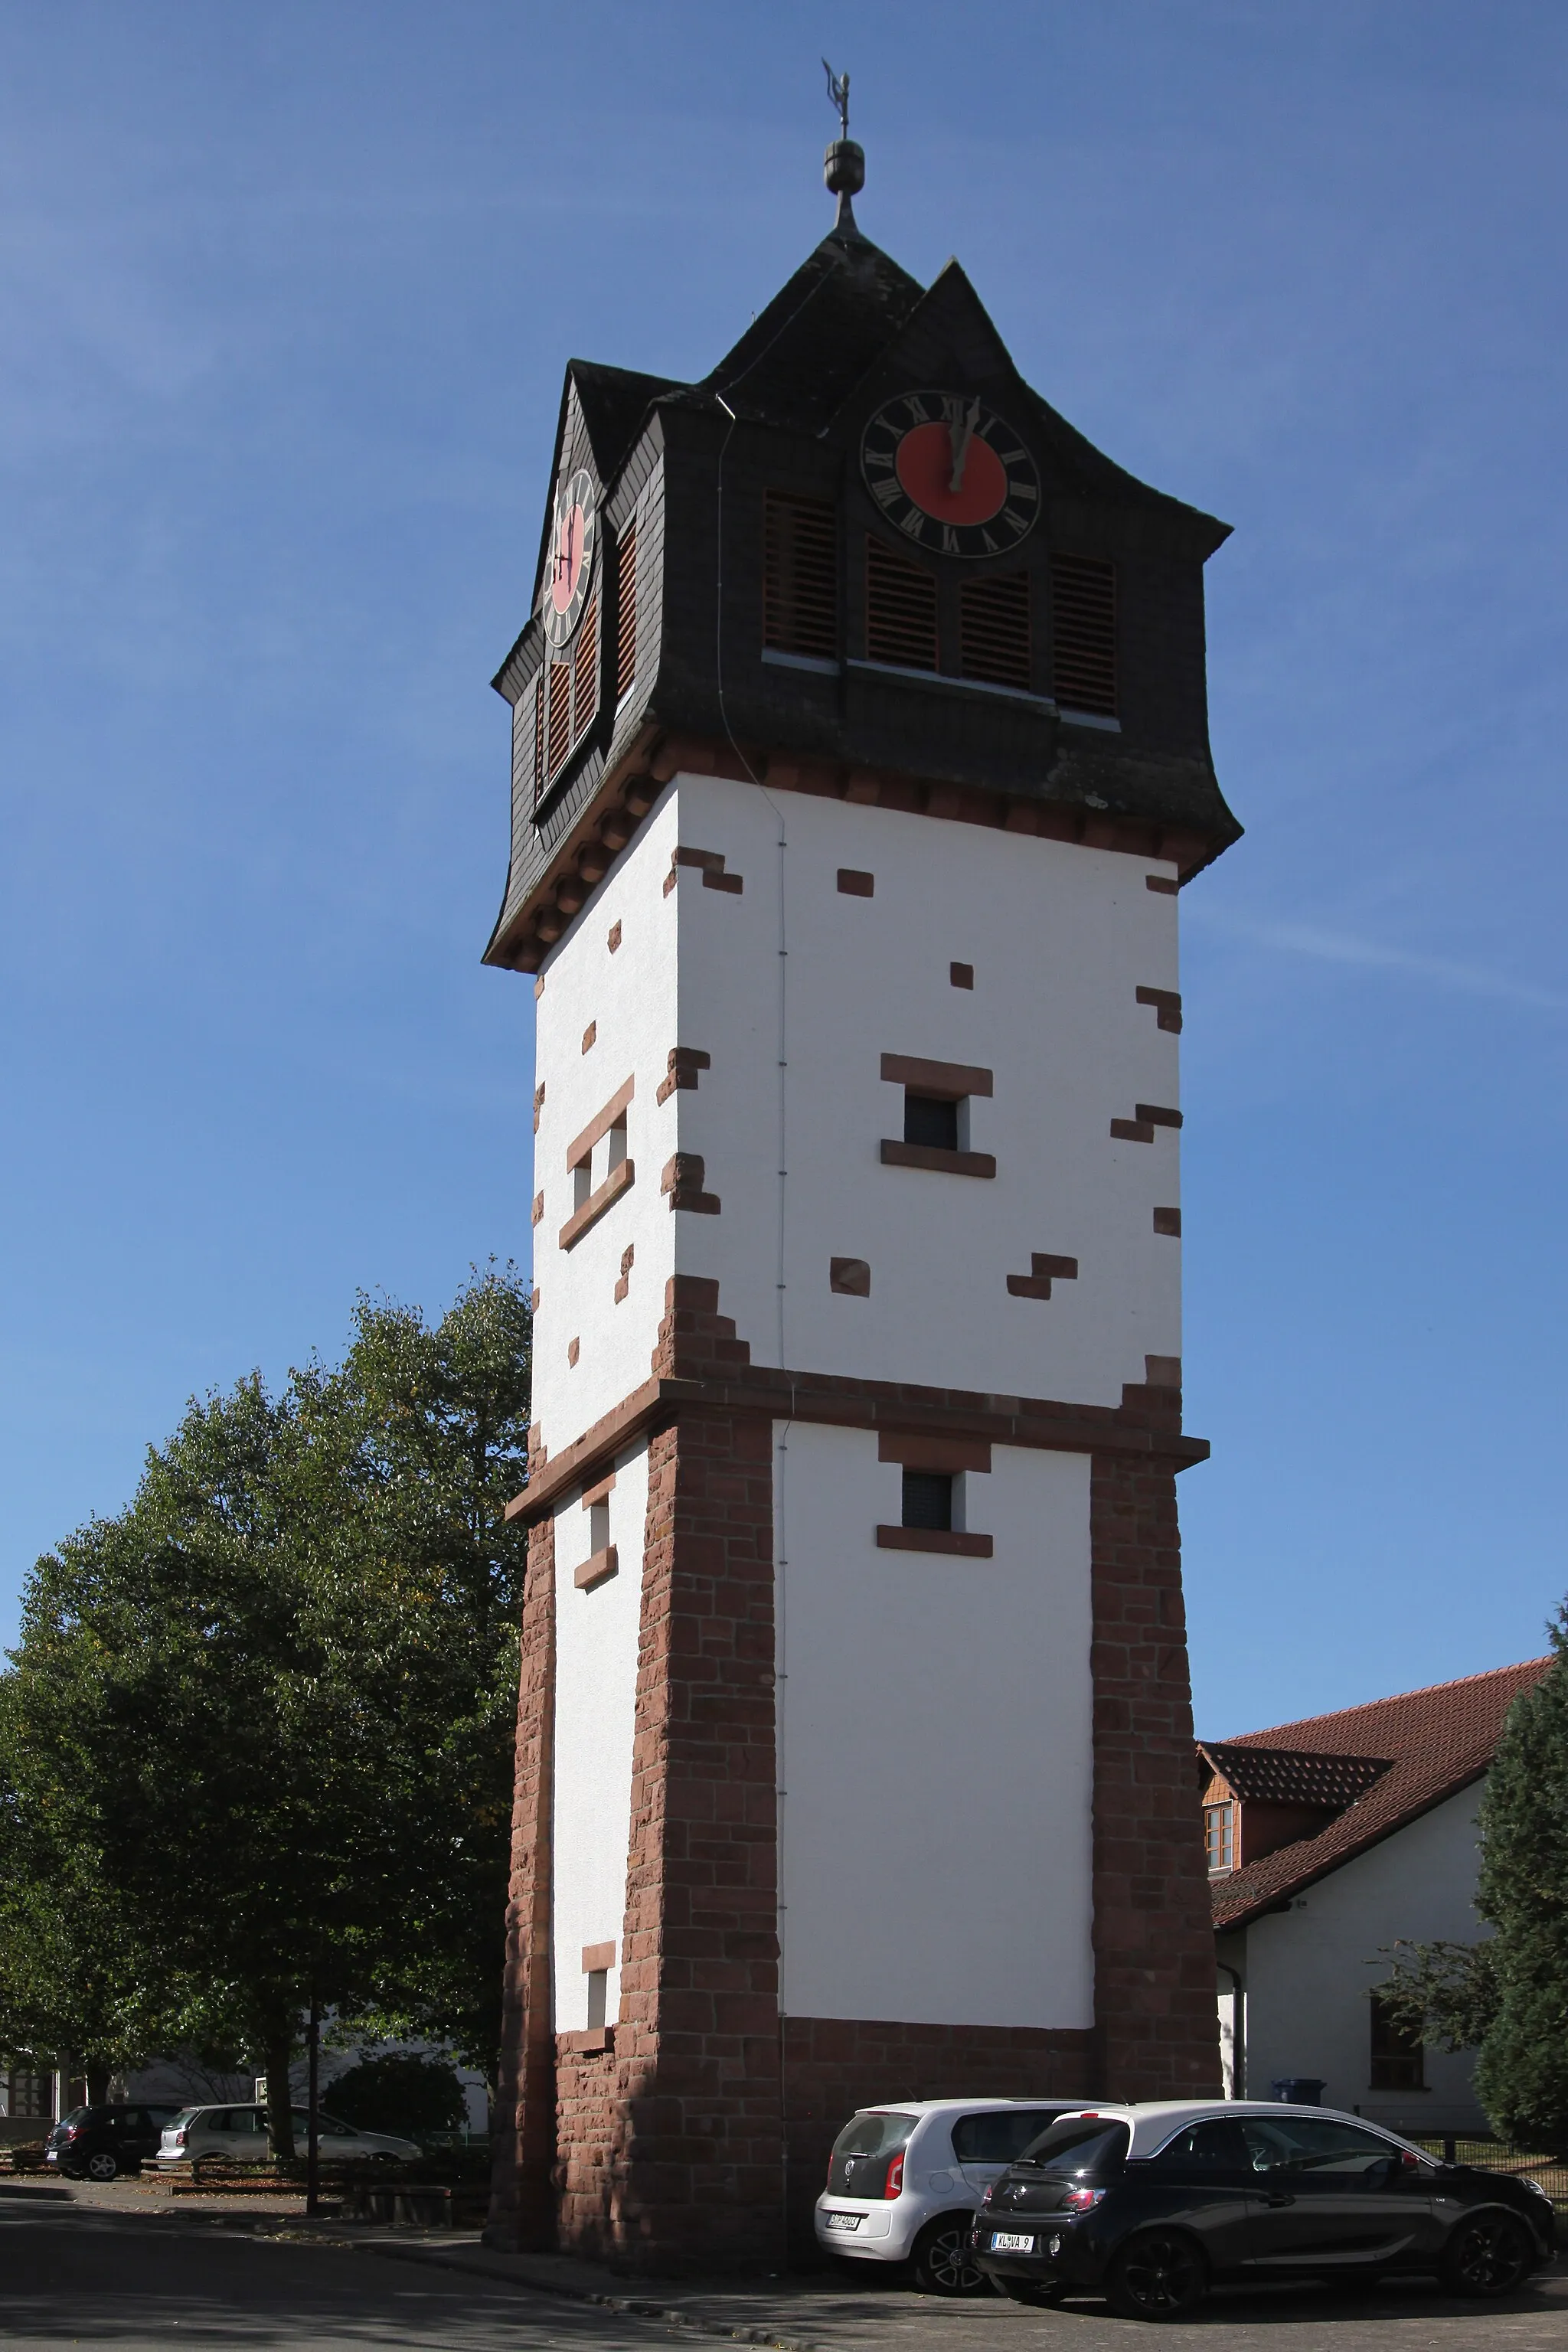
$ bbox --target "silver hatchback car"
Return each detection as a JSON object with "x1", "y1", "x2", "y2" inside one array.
[
  {"x1": 158, "y1": 2103, "x2": 422, "y2": 2167},
  {"x1": 815, "y1": 2098, "x2": 1090, "y2": 2295}
]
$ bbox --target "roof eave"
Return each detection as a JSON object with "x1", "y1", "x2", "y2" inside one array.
[{"x1": 1210, "y1": 1761, "x2": 1491, "y2": 1932}]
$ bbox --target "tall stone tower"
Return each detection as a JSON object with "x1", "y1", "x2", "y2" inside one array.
[{"x1": 483, "y1": 133, "x2": 1240, "y2": 2272}]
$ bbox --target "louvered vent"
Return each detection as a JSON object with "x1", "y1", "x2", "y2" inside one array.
[
  {"x1": 545, "y1": 658, "x2": 573, "y2": 778},
  {"x1": 959, "y1": 571, "x2": 1031, "y2": 691},
  {"x1": 1051, "y1": 553, "x2": 1117, "y2": 715},
  {"x1": 572, "y1": 596, "x2": 599, "y2": 734},
  {"x1": 530, "y1": 671, "x2": 544, "y2": 803},
  {"x1": 763, "y1": 491, "x2": 837, "y2": 659},
  {"x1": 616, "y1": 525, "x2": 638, "y2": 697},
  {"x1": 865, "y1": 535, "x2": 938, "y2": 672}
]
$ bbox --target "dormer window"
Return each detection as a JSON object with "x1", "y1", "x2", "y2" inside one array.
[
  {"x1": 763, "y1": 491, "x2": 837, "y2": 662},
  {"x1": 1204, "y1": 1801, "x2": 1235, "y2": 1875}
]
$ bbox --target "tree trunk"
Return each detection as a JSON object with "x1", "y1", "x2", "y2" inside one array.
[
  {"x1": 265, "y1": 2027, "x2": 296, "y2": 2162},
  {"x1": 86, "y1": 2063, "x2": 112, "y2": 2106}
]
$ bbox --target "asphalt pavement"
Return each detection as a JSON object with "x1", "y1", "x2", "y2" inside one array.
[{"x1": 2, "y1": 2190, "x2": 1565, "y2": 2352}]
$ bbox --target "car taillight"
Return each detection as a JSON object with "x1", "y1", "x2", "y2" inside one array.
[
  {"x1": 61, "y1": 2126, "x2": 80, "y2": 2141},
  {"x1": 885, "y1": 2151, "x2": 904, "y2": 2197},
  {"x1": 1062, "y1": 2187, "x2": 1106, "y2": 2212}
]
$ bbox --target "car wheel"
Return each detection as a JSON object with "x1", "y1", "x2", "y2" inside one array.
[
  {"x1": 1105, "y1": 2229, "x2": 1209, "y2": 2322},
  {"x1": 84, "y1": 2151, "x2": 119, "y2": 2183},
  {"x1": 911, "y1": 2216, "x2": 991, "y2": 2297},
  {"x1": 1439, "y1": 2210, "x2": 1537, "y2": 2298},
  {"x1": 998, "y1": 2276, "x2": 1067, "y2": 2306}
]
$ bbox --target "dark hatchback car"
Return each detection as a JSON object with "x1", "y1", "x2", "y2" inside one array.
[
  {"x1": 972, "y1": 2103, "x2": 1557, "y2": 2321},
  {"x1": 44, "y1": 2103, "x2": 179, "y2": 2181}
]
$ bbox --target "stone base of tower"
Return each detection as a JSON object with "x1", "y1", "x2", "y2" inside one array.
[{"x1": 487, "y1": 1284, "x2": 1220, "y2": 2275}]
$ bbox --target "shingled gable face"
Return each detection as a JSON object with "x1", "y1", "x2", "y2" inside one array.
[{"x1": 482, "y1": 220, "x2": 1240, "y2": 978}]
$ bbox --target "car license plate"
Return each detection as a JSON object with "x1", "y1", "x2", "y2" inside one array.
[
  {"x1": 44, "y1": 2151, "x2": 57, "y2": 2164},
  {"x1": 825, "y1": 2212, "x2": 863, "y2": 2233},
  {"x1": 990, "y1": 2230, "x2": 1035, "y2": 2252}
]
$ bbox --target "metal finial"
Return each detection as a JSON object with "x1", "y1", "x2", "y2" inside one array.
[
  {"x1": 821, "y1": 58, "x2": 864, "y2": 234},
  {"x1": 822, "y1": 58, "x2": 850, "y2": 139}
]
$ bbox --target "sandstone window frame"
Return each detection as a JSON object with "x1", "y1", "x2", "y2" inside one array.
[
  {"x1": 559, "y1": 1076, "x2": 635, "y2": 1251},
  {"x1": 878, "y1": 1052, "x2": 995, "y2": 1179}
]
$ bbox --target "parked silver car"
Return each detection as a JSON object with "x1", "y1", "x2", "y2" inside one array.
[
  {"x1": 815, "y1": 2098, "x2": 1091, "y2": 2295},
  {"x1": 158, "y1": 2103, "x2": 421, "y2": 2166}
]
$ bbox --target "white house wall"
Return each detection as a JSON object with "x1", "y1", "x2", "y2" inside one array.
[
  {"x1": 1228, "y1": 1783, "x2": 1494, "y2": 2133},
  {"x1": 550, "y1": 1438, "x2": 650, "y2": 2035},
  {"x1": 776, "y1": 1419, "x2": 1094, "y2": 2028}
]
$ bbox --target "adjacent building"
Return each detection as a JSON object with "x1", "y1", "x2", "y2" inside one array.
[{"x1": 1204, "y1": 1658, "x2": 1550, "y2": 2136}]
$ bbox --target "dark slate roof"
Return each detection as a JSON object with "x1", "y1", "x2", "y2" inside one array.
[
  {"x1": 570, "y1": 361, "x2": 688, "y2": 479},
  {"x1": 1200, "y1": 1743, "x2": 1393, "y2": 1810},
  {"x1": 682, "y1": 223, "x2": 925, "y2": 435},
  {"x1": 1207, "y1": 1659, "x2": 1553, "y2": 1931}
]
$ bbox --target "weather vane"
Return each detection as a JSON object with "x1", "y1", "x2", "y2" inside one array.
[{"x1": 822, "y1": 58, "x2": 850, "y2": 140}]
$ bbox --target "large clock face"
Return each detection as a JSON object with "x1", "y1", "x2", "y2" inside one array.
[
  {"x1": 541, "y1": 466, "x2": 597, "y2": 647},
  {"x1": 860, "y1": 392, "x2": 1040, "y2": 558}
]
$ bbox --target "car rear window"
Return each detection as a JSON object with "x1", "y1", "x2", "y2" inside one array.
[
  {"x1": 1017, "y1": 2117, "x2": 1131, "y2": 2177},
  {"x1": 167, "y1": 2109, "x2": 200, "y2": 2130},
  {"x1": 952, "y1": 2110, "x2": 1070, "y2": 2164},
  {"x1": 827, "y1": 2111, "x2": 917, "y2": 2200}
]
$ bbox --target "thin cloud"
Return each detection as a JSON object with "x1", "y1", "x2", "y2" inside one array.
[{"x1": 1187, "y1": 906, "x2": 1568, "y2": 1014}]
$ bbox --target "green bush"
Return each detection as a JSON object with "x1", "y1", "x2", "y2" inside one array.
[{"x1": 327, "y1": 2053, "x2": 466, "y2": 2138}]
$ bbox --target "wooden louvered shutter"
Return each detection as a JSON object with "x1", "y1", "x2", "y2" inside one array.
[
  {"x1": 572, "y1": 596, "x2": 598, "y2": 737},
  {"x1": 530, "y1": 671, "x2": 544, "y2": 802},
  {"x1": 1050, "y1": 554, "x2": 1117, "y2": 715},
  {"x1": 545, "y1": 658, "x2": 572, "y2": 777},
  {"x1": 616, "y1": 524, "x2": 638, "y2": 697},
  {"x1": 864, "y1": 534, "x2": 938, "y2": 672},
  {"x1": 959, "y1": 571, "x2": 1031, "y2": 691},
  {"x1": 763, "y1": 491, "x2": 837, "y2": 659}
]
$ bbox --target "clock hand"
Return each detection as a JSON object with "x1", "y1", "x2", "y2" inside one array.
[{"x1": 949, "y1": 396, "x2": 981, "y2": 494}]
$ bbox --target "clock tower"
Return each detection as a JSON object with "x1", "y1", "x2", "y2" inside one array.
[{"x1": 483, "y1": 129, "x2": 1240, "y2": 2272}]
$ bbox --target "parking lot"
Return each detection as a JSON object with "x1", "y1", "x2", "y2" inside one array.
[{"x1": 1, "y1": 2191, "x2": 1564, "y2": 2352}]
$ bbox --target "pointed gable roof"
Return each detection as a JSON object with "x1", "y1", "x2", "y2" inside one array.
[
  {"x1": 1207, "y1": 1658, "x2": 1553, "y2": 1930},
  {"x1": 688, "y1": 222, "x2": 924, "y2": 436}
]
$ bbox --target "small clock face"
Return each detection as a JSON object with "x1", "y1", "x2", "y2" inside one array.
[
  {"x1": 541, "y1": 466, "x2": 597, "y2": 646},
  {"x1": 860, "y1": 392, "x2": 1040, "y2": 558}
]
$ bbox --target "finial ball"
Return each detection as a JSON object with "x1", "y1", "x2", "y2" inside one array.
[{"x1": 825, "y1": 139, "x2": 865, "y2": 198}]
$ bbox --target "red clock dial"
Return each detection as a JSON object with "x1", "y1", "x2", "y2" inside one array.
[
  {"x1": 541, "y1": 466, "x2": 598, "y2": 647},
  {"x1": 861, "y1": 393, "x2": 1040, "y2": 558}
]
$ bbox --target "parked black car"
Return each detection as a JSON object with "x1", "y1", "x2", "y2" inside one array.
[
  {"x1": 44, "y1": 2104, "x2": 180, "y2": 2181},
  {"x1": 971, "y1": 2103, "x2": 1557, "y2": 2321}
]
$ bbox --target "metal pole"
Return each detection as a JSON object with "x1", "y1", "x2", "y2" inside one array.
[{"x1": 305, "y1": 1996, "x2": 321, "y2": 2219}]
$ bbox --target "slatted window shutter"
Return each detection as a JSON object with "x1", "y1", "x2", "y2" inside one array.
[
  {"x1": 1050, "y1": 553, "x2": 1117, "y2": 715},
  {"x1": 763, "y1": 491, "x2": 837, "y2": 659},
  {"x1": 959, "y1": 571, "x2": 1031, "y2": 691},
  {"x1": 572, "y1": 596, "x2": 599, "y2": 736},
  {"x1": 545, "y1": 658, "x2": 573, "y2": 777},
  {"x1": 530, "y1": 671, "x2": 544, "y2": 803},
  {"x1": 616, "y1": 525, "x2": 638, "y2": 697},
  {"x1": 864, "y1": 534, "x2": 939, "y2": 672}
]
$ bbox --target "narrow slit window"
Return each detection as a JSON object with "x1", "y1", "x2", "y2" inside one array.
[
  {"x1": 902, "y1": 1469, "x2": 953, "y2": 1532},
  {"x1": 616, "y1": 524, "x2": 638, "y2": 697},
  {"x1": 959, "y1": 571, "x2": 1031, "y2": 690},
  {"x1": 904, "y1": 1092, "x2": 959, "y2": 1152},
  {"x1": 585, "y1": 1970, "x2": 608, "y2": 2031},
  {"x1": 1051, "y1": 552, "x2": 1117, "y2": 715},
  {"x1": 763, "y1": 491, "x2": 837, "y2": 659},
  {"x1": 866, "y1": 535, "x2": 939, "y2": 672},
  {"x1": 1370, "y1": 1995, "x2": 1424, "y2": 2091}
]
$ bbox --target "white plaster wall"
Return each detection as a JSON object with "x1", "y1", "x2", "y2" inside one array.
[
  {"x1": 776, "y1": 1420, "x2": 1094, "y2": 2027},
  {"x1": 550, "y1": 1438, "x2": 649, "y2": 2034},
  {"x1": 664, "y1": 772, "x2": 1181, "y2": 1406},
  {"x1": 1233, "y1": 1783, "x2": 1493, "y2": 2132},
  {"x1": 531, "y1": 795, "x2": 680, "y2": 1456}
]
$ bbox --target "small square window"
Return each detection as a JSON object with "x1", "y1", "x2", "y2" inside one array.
[
  {"x1": 904, "y1": 1093, "x2": 958, "y2": 1152},
  {"x1": 902, "y1": 1469, "x2": 953, "y2": 1532}
]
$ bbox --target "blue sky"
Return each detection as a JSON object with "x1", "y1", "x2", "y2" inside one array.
[{"x1": 2, "y1": 1, "x2": 1564, "y2": 1736}]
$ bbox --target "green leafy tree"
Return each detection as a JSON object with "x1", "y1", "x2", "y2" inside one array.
[
  {"x1": 1373, "y1": 1938, "x2": 1501, "y2": 2056},
  {"x1": 1472, "y1": 1619, "x2": 1568, "y2": 2152},
  {"x1": 325, "y1": 2052, "x2": 467, "y2": 2138},
  {"x1": 0, "y1": 1266, "x2": 530, "y2": 2159}
]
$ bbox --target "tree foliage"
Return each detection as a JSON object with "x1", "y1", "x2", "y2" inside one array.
[
  {"x1": 325, "y1": 2052, "x2": 466, "y2": 2138},
  {"x1": 0, "y1": 1266, "x2": 530, "y2": 2155},
  {"x1": 1372, "y1": 1616, "x2": 1568, "y2": 2154}
]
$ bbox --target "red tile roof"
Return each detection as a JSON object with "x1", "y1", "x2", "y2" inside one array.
[
  {"x1": 1200, "y1": 1743, "x2": 1392, "y2": 1810},
  {"x1": 1206, "y1": 1658, "x2": 1553, "y2": 1930}
]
